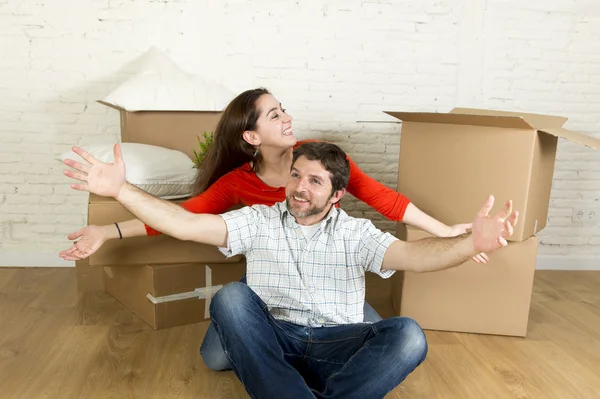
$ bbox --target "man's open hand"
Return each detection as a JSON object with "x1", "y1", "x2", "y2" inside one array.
[
  {"x1": 63, "y1": 144, "x2": 126, "y2": 198},
  {"x1": 445, "y1": 223, "x2": 489, "y2": 264},
  {"x1": 471, "y1": 195, "x2": 519, "y2": 254}
]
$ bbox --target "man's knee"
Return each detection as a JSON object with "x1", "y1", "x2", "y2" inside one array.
[
  {"x1": 210, "y1": 281, "x2": 256, "y2": 324},
  {"x1": 385, "y1": 317, "x2": 428, "y2": 364},
  {"x1": 200, "y1": 340, "x2": 231, "y2": 371}
]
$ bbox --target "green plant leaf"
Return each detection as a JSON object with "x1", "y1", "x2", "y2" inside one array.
[{"x1": 193, "y1": 131, "x2": 214, "y2": 169}]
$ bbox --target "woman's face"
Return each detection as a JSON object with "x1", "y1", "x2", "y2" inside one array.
[{"x1": 250, "y1": 94, "x2": 297, "y2": 150}]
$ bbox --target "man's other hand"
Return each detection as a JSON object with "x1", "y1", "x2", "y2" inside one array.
[
  {"x1": 471, "y1": 195, "x2": 519, "y2": 254},
  {"x1": 63, "y1": 144, "x2": 126, "y2": 198}
]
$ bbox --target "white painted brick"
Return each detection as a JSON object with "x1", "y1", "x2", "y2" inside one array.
[
  {"x1": 547, "y1": 207, "x2": 576, "y2": 217},
  {"x1": 589, "y1": 237, "x2": 600, "y2": 246},
  {"x1": 31, "y1": 225, "x2": 58, "y2": 234},
  {"x1": 537, "y1": 244, "x2": 570, "y2": 256},
  {"x1": 1, "y1": 174, "x2": 26, "y2": 184},
  {"x1": 547, "y1": 216, "x2": 574, "y2": 226},
  {"x1": 553, "y1": 180, "x2": 600, "y2": 191},
  {"x1": 0, "y1": 152, "x2": 22, "y2": 163},
  {"x1": 539, "y1": 236, "x2": 589, "y2": 246},
  {"x1": 53, "y1": 185, "x2": 88, "y2": 196},
  {"x1": 2, "y1": 0, "x2": 600, "y2": 265}
]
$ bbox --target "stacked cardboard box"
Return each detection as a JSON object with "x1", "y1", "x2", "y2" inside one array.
[
  {"x1": 79, "y1": 104, "x2": 246, "y2": 330},
  {"x1": 386, "y1": 108, "x2": 600, "y2": 337}
]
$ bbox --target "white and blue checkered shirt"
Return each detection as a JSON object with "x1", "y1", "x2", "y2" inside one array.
[{"x1": 218, "y1": 201, "x2": 397, "y2": 327}]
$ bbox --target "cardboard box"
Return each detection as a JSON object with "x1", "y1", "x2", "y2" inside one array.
[
  {"x1": 99, "y1": 101, "x2": 223, "y2": 160},
  {"x1": 104, "y1": 261, "x2": 247, "y2": 330},
  {"x1": 386, "y1": 108, "x2": 600, "y2": 242},
  {"x1": 87, "y1": 194, "x2": 242, "y2": 267},
  {"x1": 393, "y1": 225, "x2": 538, "y2": 337},
  {"x1": 82, "y1": 104, "x2": 233, "y2": 267},
  {"x1": 75, "y1": 259, "x2": 105, "y2": 292},
  {"x1": 364, "y1": 273, "x2": 395, "y2": 319}
]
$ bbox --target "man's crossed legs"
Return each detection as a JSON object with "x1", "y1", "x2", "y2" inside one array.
[
  {"x1": 200, "y1": 274, "x2": 389, "y2": 371},
  {"x1": 205, "y1": 282, "x2": 428, "y2": 399}
]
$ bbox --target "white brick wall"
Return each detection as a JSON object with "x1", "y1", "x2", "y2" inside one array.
[{"x1": 1, "y1": 0, "x2": 599, "y2": 267}]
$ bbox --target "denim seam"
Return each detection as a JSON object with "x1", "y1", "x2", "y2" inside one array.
[
  {"x1": 303, "y1": 355, "x2": 345, "y2": 365},
  {"x1": 271, "y1": 319, "x2": 312, "y2": 344},
  {"x1": 309, "y1": 325, "x2": 372, "y2": 344},
  {"x1": 321, "y1": 324, "x2": 377, "y2": 395}
]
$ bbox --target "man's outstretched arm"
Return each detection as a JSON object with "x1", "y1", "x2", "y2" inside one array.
[
  {"x1": 116, "y1": 182, "x2": 228, "y2": 247},
  {"x1": 382, "y1": 195, "x2": 519, "y2": 273},
  {"x1": 382, "y1": 234, "x2": 475, "y2": 273},
  {"x1": 63, "y1": 144, "x2": 228, "y2": 247}
]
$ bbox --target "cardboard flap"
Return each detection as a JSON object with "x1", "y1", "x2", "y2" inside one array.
[
  {"x1": 539, "y1": 128, "x2": 600, "y2": 149},
  {"x1": 384, "y1": 111, "x2": 533, "y2": 129},
  {"x1": 97, "y1": 100, "x2": 125, "y2": 112},
  {"x1": 451, "y1": 107, "x2": 568, "y2": 129}
]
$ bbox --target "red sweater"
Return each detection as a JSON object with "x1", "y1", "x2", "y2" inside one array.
[{"x1": 145, "y1": 140, "x2": 411, "y2": 236}]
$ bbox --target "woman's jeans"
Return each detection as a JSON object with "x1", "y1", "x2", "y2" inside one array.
[{"x1": 204, "y1": 282, "x2": 428, "y2": 399}]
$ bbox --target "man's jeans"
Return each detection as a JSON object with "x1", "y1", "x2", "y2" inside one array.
[
  {"x1": 204, "y1": 282, "x2": 428, "y2": 399},
  {"x1": 200, "y1": 274, "x2": 385, "y2": 371}
]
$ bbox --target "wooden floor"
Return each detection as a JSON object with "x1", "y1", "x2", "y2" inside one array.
[{"x1": 0, "y1": 269, "x2": 599, "y2": 399}]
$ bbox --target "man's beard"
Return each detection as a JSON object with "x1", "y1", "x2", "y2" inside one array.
[{"x1": 286, "y1": 194, "x2": 328, "y2": 218}]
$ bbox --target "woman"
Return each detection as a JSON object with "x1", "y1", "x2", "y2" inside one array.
[{"x1": 60, "y1": 87, "x2": 485, "y2": 370}]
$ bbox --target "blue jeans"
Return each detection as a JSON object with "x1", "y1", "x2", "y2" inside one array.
[
  {"x1": 203, "y1": 282, "x2": 428, "y2": 399},
  {"x1": 200, "y1": 274, "x2": 385, "y2": 372}
]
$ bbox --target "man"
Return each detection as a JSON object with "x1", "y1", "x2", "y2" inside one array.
[{"x1": 63, "y1": 141, "x2": 518, "y2": 399}]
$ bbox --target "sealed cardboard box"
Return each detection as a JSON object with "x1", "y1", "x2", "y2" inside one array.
[
  {"x1": 86, "y1": 103, "x2": 229, "y2": 267},
  {"x1": 87, "y1": 194, "x2": 242, "y2": 267},
  {"x1": 75, "y1": 259, "x2": 105, "y2": 292},
  {"x1": 386, "y1": 108, "x2": 600, "y2": 242},
  {"x1": 104, "y1": 261, "x2": 247, "y2": 330},
  {"x1": 393, "y1": 225, "x2": 538, "y2": 337},
  {"x1": 99, "y1": 101, "x2": 223, "y2": 160},
  {"x1": 364, "y1": 273, "x2": 395, "y2": 319}
]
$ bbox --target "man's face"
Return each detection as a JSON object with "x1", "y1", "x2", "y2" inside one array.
[{"x1": 285, "y1": 156, "x2": 344, "y2": 225}]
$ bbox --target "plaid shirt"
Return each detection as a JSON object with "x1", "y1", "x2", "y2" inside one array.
[{"x1": 219, "y1": 201, "x2": 397, "y2": 327}]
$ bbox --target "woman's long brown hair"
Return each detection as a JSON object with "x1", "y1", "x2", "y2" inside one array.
[{"x1": 191, "y1": 88, "x2": 270, "y2": 195}]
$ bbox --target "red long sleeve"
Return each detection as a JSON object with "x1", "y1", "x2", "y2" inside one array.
[
  {"x1": 345, "y1": 157, "x2": 411, "y2": 222},
  {"x1": 144, "y1": 165, "x2": 286, "y2": 236}
]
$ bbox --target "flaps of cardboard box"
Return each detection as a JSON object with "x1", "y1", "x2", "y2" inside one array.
[
  {"x1": 539, "y1": 127, "x2": 600, "y2": 149},
  {"x1": 383, "y1": 111, "x2": 534, "y2": 129},
  {"x1": 450, "y1": 107, "x2": 569, "y2": 128},
  {"x1": 387, "y1": 107, "x2": 600, "y2": 149},
  {"x1": 450, "y1": 107, "x2": 600, "y2": 149}
]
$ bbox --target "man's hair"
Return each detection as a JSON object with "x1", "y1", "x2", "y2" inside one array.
[{"x1": 292, "y1": 142, "x2": 350, "y2": 192}]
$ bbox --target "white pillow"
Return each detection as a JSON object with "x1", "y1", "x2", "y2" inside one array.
[
  {"x1": 100, "y1": 47, "x2": 235, "y2": 112},
  {"x1": 58, "y1": 143, "x2": 196, "y2": 199}
]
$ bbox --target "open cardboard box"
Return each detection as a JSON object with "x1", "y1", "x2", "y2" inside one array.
[
  {"x1": 393, "y1": 225, "x2": 539, "y2": 337},
  {"x1": 99, "y1": 101, "x2": 223, "y2": 160},
  {"x1": 386, "y1": 108, "x2": 600, "y2": 242},
  {"x1": 86, "y1": 93, "x2": 231, "y2": 267},
  {"x1": 85, "y1": 96, "x2": 233, "y2": 267}
]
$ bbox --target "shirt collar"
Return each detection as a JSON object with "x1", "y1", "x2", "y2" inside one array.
[{"x1": 278, "y1": 201, "x2": 339, "y2": 229}]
